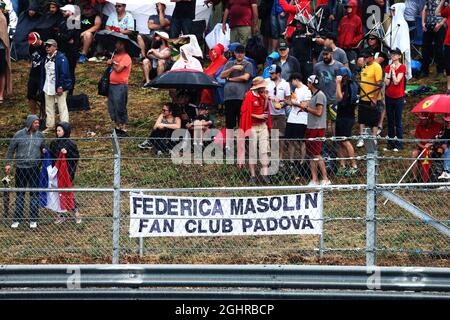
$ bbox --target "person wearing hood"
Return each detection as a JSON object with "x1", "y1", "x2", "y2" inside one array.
[
  {"x1": 220, "y1": 44, "x2": 253, "y2": 130},
  {"x1": 278, "y1": 0, "x2": 311, "y2": 40},
  {"x1": 49, "y1": 121, "x2": 81, "y2": 224},
  {"x1": 385, "y1": 3, "x2": 412, "y2": 80},
  {"x1": 199, "y1": 43, "x2": 227, "y2": 106},
  {"x1": 262, "y1": 50, "x2": 280, "y2": 79},
  {"x1": 5, "y1": 115, "x2": 45, "y2": 229},
  {"x1": 338, "y1": 0, "x2": 362, "y2": 72},
  {"x1": 289, "y1": 14, "x2": 314, "y2": 82},
  {"x1": 170, "y1": 43, "x2": 203, "y2": 71},
  {"x1": 357, "y1": 31, "x2": 389, "y2": 69},
  {"x1": 421, "y1": 0, "x2": 448, "y2": 77},
  {"x1": 436, "y1": 0, "x2": 450, "y2": 94}
]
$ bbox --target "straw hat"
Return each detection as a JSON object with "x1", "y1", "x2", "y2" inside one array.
[{"x1": 250, "y1": 77, "x2": 267, "y2": 91}]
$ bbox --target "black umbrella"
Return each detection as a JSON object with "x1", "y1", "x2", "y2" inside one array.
[
  {"x1": 150, "y1": 69, "x2": 221, "y2": 89},
  {"x1": 94, "y1": 30, "x2": 141, "y2": 57}
]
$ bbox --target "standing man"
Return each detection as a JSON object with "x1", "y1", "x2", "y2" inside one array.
[
  {"x1": 5, "y1": 115, "x2": 45, "y2": 229},
  {"x1": 421, "y1": 0, "x2": 448, "y2": 76},
  {"x1": 107, "y1": 40, "x2": 132, "y2": 137},
  {"x1": 105, "y1": 2, "x2": 135, "y2": 36},
  {"x1": 27, "y1": 32, "x2": 45, "y2": 115},
  {"x1": 220, "y1": 44, "x2": 253, "y2": 130},
  {"x1": 405, "y1": 0, "x2": 426, "y2": 40},
  {"x1": 170, "y1": 0, "x2": 196, "y2": 38},
  {"x1": 222, "y1": 0, "x2": 258, "y2": 47},
  {"x1": 356, "y1": 48, "x2": 383, "y2": 147},
  {"x1": 318, "y1": 32, "x2": 349, "y2": 67},
  {"x1": 337, "y1": 1, "x2": 362, "y2": 71},
  {"x1": 314, "y1": 46, "x2": 344, "y2": 136},
  {"x1": 304, "y1": 75, "x2": 331, "y2": 186},
  {"x1": 238, "y1": 77, "x2": 271, "y2": 184},
  {"x1": 41, "y1": 39, "x2": 72, "y2": 134},
  {"x1": 267, "y1": 64, "x2": 291, "y2": 163},
  {"x1": 277, "y1": 40, "x2": 301, "y2": 83},
  {"x1": 436, "y1": 0, "x2": 450, "y2": 94}
]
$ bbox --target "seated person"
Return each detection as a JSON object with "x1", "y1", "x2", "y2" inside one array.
[
  {"x1": 78, "y1": 3, "x2": 102, "y2": 63},
  {"x1": 105, "y1": 2, "x2": 134, "y2": 36},
  {"x1": 137, "y1": 0, "x2": 172, "y2": 59},
  {"x1": 411, "y1": 113, "x2": 443, "y2": 182},
  {"x1": 171, "y1": 44, "x2": 203, "y2": 71},
  {"x1": 138, "y1": 103, "x2": 181, "y2": 154},
  {"x1": 142, "y1": 31, "x2": 171, "y2": 88},
  {"x1": 185, "y1": 105, "x2": 215, "y2": 146}
]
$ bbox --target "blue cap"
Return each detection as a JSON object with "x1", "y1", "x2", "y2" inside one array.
[{"x1": 336, "y1": 67, "x2": 353, "y2": 78}]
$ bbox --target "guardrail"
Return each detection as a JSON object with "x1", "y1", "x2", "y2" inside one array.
[{"x1": 1, "y1": 265, "x2": 449, "y2": 299}]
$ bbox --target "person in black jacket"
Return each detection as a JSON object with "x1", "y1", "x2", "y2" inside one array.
[{"x1": 49, "y1": 121, "x2": 81, "y2": 224}]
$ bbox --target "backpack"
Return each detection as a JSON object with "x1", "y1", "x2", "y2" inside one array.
[
  {"x1": 67, "y1": 94, "x2": 90, "y2": 112},
  {"x1": 245, "y1": 35, "x2": 267, "y2": 65}
]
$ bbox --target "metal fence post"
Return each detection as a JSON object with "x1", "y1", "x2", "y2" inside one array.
[
  {"x1": 112, "y1": 132, "x2": 121, "y2": 264},
  {"x1": 363, "y1": 129, "x2": 377, "y2": 266}
]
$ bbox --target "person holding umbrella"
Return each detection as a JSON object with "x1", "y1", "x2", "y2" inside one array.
[{"x1": 107, "y1": 39, "x2": 132, "y2": 137}]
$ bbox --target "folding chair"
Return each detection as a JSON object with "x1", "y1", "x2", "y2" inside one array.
[{"x1": 410, "y1": 15, "x2": 423, "y2": 60}]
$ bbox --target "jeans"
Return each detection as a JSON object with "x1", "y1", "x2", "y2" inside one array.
[
  {"x1": 385, "y1": 96, "x2": 404, "y2": 149},
  {"x1": 170, "y1": 18, "x2": 193, "y2": 38},
  {"x1": 224, "y1": 99, "x2": 243, "y2": 129},
  {"x1": 270, "y1": 14, "x2": 287, "y2": 39},
  {"x1": 422, "y1": 26, "x2": 446, "y2": 74},
  {"x1": 14, "y1": 166, "x2": 40, "y2": 223}
]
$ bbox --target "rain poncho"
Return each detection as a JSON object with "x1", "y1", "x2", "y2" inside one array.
[
  {"x1": 385, "y1": 3, "x2": 412, "y2": 80},
  {"x1": 200, "y1": 43, "x2": 227, "y2": 105},
  {"x1": 171, "y1": 43, "x2": 203, "y2": 71},
  {"x1": 262, "y1": 51, "x2": 280, "y2": 79}
]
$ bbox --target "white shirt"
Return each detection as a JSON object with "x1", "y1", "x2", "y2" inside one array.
[
  {"x1": 267, "y1": 78, "x2": 291, "y2": 116},
  {"x1": 288, "y1": 85, "x2": 312, "y2": 125},
  {"x1": 43, "y1": 53, "x2": 56, "y2": 96}
]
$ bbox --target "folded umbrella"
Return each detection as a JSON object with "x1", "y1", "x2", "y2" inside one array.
[
  {"x1": 411, "y1": 95, "x2": 450, "y2": 114},
  {"x1": 150, "y1": 69, "x2": 221, "y2": 89},
  {"x1": 94, "y1": 30, "x2": 141, "y2": 57}
]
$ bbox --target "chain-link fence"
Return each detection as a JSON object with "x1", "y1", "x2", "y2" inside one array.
[{"x1": 0, "y1": 134, "x2": 448, "y2": 266}]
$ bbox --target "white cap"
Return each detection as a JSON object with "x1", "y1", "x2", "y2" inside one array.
[
  {"x1": 155, "y1": 31, "x2": 169, "y2": 40},
  {"x1": 60, "y1": 4, "x2": 75, "y2": 14}
]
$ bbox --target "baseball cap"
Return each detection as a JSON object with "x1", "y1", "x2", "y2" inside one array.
[
  {"x1": 361, "y1": 48, "x2": 374, "y2": 58},
  {"x1": 235, "y1": 45, "x2": 245, "y2": 53},
  {"x1": 155, "y1": 31, "x2": 169, "y2": 39},
  {"x1": 325, "y1": 32, "x2": 337, "y2": 42},
  {"x1": 44, "y1": 39, "x2": 58, "y2": 47},
  {"x1": 336, "y1": 67, "x2": 352, "y2": 78},
  {"x1": 279, "y1": 41, "x2": 288, "y2": 50},
  {"x1": 389, "y1": 47, "x2": 402, "y2": 55},
  {"x1": 269, "y1": 64, "x2": 282, "y2": 74},
  {"x1": 28, "y1": 32, "x2": 40, "y2": 45},
  {"x1": 60, "y1": 4, "x2": 75, "y2": 14},
  {"x1": 307, "y1": 75, "x2": 319, "y2": 85}
]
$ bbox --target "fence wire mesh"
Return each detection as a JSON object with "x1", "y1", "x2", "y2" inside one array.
[{"x1": 0, "y1": 136, "x2": 448, "y2": 266}]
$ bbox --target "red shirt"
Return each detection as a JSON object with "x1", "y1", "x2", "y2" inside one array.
[
  {"x1": 248, "y1": 91, "x2": 266, "y2": 126},
  {"x1": 227, "y1": 0, "x2": 257, "y2": 28},
  {"x1": 109, "y1": 52, "x2": 132, "y2": 85},
  {"x1": 415, "y1": 121, "x2": 443, "y2": 141},
  {"x1": 385, "y1": 64, "x2": 406, "y2": 99},
  {"x1": 442, "y1": 7, "x2": 450, "y2": 46}
]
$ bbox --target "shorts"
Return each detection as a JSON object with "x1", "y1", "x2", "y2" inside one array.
[
  {"x1": 270, "y1": 14, "x2": 287, "y2": 39},
  {"x1": 358, "y1": 101, "x2": 381, "y2": 128},
  {"x1": 305, "y1": 128, "x2": 326, "y2": 156},
  {"x1": 27, "y1": 77, "x2": 41, "y2": 101},
  {"x1": 327, "y1": 103, "x2": 337, "y2": 122},
  {"x1": 271, "y1": 115, "x2": 287, "y2": 137},
  {"x1": 285, "y1": 123, "x2": 307, "y2": 140},
  {"x1": 445, "y1": 46, "x2": 450, "y2": 74},
  {"x1": 335, "y1": 117, "x2": 355, "y2": 138}
]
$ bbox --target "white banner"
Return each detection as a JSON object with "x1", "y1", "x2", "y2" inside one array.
[{"x1": 129, "y1": 192, "x2": 323, "y2": 238}]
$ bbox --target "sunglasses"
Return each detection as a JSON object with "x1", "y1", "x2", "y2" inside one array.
[{"x1": 368, "y1": 37, "x2": 377, "y2": 40}]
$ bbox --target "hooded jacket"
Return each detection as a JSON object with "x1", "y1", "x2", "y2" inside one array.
[
  {"x1": 40, "y1": 50, "x2": 73, "y2": 92},
  {"x1": 171, "y1": 44, "x2": 203, "y2": 71},
  {"x1": 262, "y1": 51, "x2": 280, "y2": 79},
  {"x1": 385, "y1": 3, "x2": 412, "y2": 80},
  {"x1": 338, "y1": 0, "x2": 363, "y2": 49},
  {"x1": 49, "y1": 122, "x2": 79, "y2": 182},
  {"x1": 200, "y1": 44, "x2": 227, "y2": 105},
  {"x1": 279, "y1": 0, "x2": 311, "y2": 39},
  {"x1": 5, "y1": 115, "x2": 45, "y2": 168}
]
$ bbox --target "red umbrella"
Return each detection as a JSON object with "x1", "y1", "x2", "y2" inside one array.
[{"x1": 411, "y1": 95, "x2": 450, "y2": 114}]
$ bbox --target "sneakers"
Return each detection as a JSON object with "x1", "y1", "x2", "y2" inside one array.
[
  {"x1": 356, "y1": 139, "x2": 364, "y2": 148},
  {"x1": 156, "y1": 150, "x2": 164, "y2": 156},
  {"x1": 29, "y1": 222, "x2": 37, "y2": 229},
  {"x1": 143, "y1": 82, "x2": 152, "y2": 89},
  {"x1": 74, "y1": 211, "x2": 82, "y2": 224},
  {"x1": 55, "y1": 216, "x2": 65, "y2": 224},
  {"x1": 377, "y1": 127, "x2": 382, "y2": 136},
  {"x1": 138, "y1": 140, "x2": 153, "y2": 149},
  {"x1": 345, "y1": 167, "x2": 359, "y2": 177},
  {"x1": 114, "y1": 128, "x2": 129, "y2": 137},
  {"x1": 78, "y1": 54, "x2": 87, "y2": 64},
  {"x1": 393, "y1": 148, "x2": 399, "y2": 152},
  {"x1": 307, "y1": 180, "x2": 320, "y2": 186},
  {"x1": 11, "y1": 222, "x2": 19, "y2": 229},
  {"x1": 336, "y1": 166, "x2": 347, "y2": 177},
  {"x1": 249, "y1": 176, "x2": 257, "y2": 185},
  {"x1": 260, "y1": 175, "x2": 271, "y2": 184},
  {"x1": 321, "y1": 179, "x2": 332, "y2": 186},
  {"x1": 438, "y1": 171, "x2": 450, "y2": 180}
]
